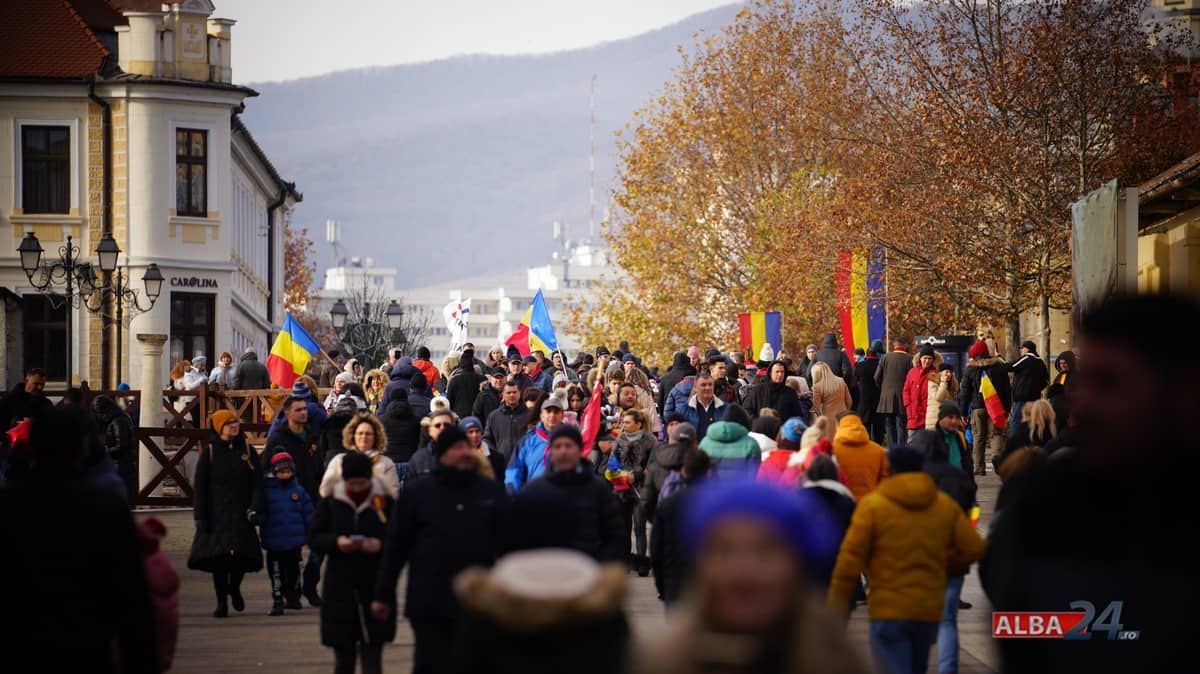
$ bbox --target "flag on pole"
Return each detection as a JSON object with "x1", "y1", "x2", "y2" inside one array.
[
  {"x1": 835, "y1": 247, "x2": 887, "y2": 361},
  {"x1": 979, "y1": 371, "x2": 1008, "y2": 429},
  {"x1": 579, "y1": 369, "x2": 605, "y2": 458},
  {"x1": 738, "y1": 312, "x2": 782, "y2": 362},
  {"x1": 443, "y1": 298, "x2": 471, "y2": 353},
  {"x1": 505, "y1": 289, "x2": 558, "y2": 357},
  {"x1": 266, "y1": 313, "x2": 321, "y2": 389}
]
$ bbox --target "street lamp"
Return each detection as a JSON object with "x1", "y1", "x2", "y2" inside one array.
[
  {"x1": 329, "y1": 298, "x2": 349, "y2": 329},
  {"x1": 385, "y1": 300, "x2": 404, "y2": 330},
  {"x1": 17, "y1": 231, "x2": 161, "y2": 386}
]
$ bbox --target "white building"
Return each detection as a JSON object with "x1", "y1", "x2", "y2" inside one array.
[
  {"x1": 0, "y1": 0, "x2": 298, "y2": 388},
  {"x1": 313, "y1": 243, "x2": 618, "y2": 363}
]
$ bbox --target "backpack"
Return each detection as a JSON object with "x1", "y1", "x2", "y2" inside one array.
[{"x1": 659, "y1": 470, "x2": 684, "y2": 502}]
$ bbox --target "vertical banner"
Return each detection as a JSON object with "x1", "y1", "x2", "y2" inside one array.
[
  {"x1": 443, "y1": 298, "x2": 471, "y2": 353},
  {"x1": 838, "y1": 247, "x2": 888, "y2": 360},
  {"x1": 738, "y1": 312, "x2": 782, "y2": 361}
]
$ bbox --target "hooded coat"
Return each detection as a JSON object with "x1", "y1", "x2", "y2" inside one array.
[
  {"x1": 698, "y1": 421, "x2": 761, "y2": 480},
  {"x1": 902, "y1": 352, "x2": 942, "y2": 431},
  {"x1": 380, "y1": 397, "x2": 422, "y2": 464},
  {"x1": 831, "y1": 415, "x2": 889, "y2": 502},
  {"x1": 658, "y1": 353, "x2": 696, "y2": 413},
  {"x1": 813, "y1": 332, "x2": 856, "y2": 389},
  {"x1": 92, "y1": 395, "x2": 134, "y2": 471},
  {"x1": 379, "y1": 357, "x2": 419, "y2": 411},
  {"x1": 233, "y1": 351, "x2": 270, "y2": 390},
  {"x1": 827, "y1": 471, "x2": 985, "y2": 622},
  {"x1": 188, "y1": 432, "x2": 263, "y2": 573},
  {"x1": 741, "y1": 363, "x2": 804, "y2": 420},
  {"x1": 1009, "y1": 351, "x2": 1050, "y2": 404},
  {"x1": 309, "y1": 479, "x2": 397, "y2": 647},
  {"x1": 640, "y1": 442, "x2": 687, "y2": 519},
  {"x1": 910, "y1": 430, "x2": 976, "y2": 520},
  {"x1": 446, "y1": 349, "x2": 487, "y2": 420}
]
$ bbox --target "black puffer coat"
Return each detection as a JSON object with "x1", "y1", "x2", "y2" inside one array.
[
  {"x1": 446, "y1": 350, "x2": 486, "y2": 420},
  {"x1": 379, "y1": 398, "x2": 421, "y2": 463},
  {"x1": 741, "y1": 379, "x2": 803, "y2": 420},
  {"x1": 188, "y1": 432, "x2": 263, "y2": 573},
  {"x1": 521, "y1": 468, "x2": 625, "y2": 562},
  {"x1": 373, "y1": 467, "x2": 507, "y2": 620},
  {"x1": 309, "y1": 481, "x2": 396, "y2": 647},
  {"x1": 639, "y1": 442, "x2": 686, "y2": 520}
]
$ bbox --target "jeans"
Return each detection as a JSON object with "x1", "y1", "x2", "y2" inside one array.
[
  {"x1": 883, "y1": 413, "x2": 907, "y2": 449},
  {"x1": 1009, "y1": 401, "x2": 1026, "y2": 434},
  {"x1": 938, "y1": 575, "x2": 965, "y2": 674},
  {"x1": 870, "y1": 619, "x2": 938, "y2": 674},
  {"x1": 302, "y1": 546, "x2": 324, "y2": 594},
  {"x1": 395, "y1": 461, "x2": 409, "y2": 489}
]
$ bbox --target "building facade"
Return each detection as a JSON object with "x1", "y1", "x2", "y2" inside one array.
[{"x1": 0, "y1": 0, "x2": 298, "y2": 389}]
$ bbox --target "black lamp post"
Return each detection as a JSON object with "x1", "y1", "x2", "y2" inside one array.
[
  {"x1": 329, "y1": 297, "x2": 404, "y2": 366},
  {"x1": 18, "y1": 231, "x2": 162, "y2": 386}
]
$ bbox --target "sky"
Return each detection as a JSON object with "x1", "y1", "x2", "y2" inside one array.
[{"x1": 221, "y1": 0, "x2": 737, "y2": 84}]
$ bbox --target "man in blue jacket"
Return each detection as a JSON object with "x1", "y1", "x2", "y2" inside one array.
[{"x1": 504, "y1": 394, "x2": 565, "y2": 493}]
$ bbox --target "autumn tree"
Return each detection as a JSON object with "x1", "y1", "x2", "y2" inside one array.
[
  {"x1": 570, "y1": 0, "x2": 866, "y2": 365},
  {"x1": 838, "y1": 0, "x2": 1200, "y2": 356},
  {"x1": 283, "y1": 220, "x2": 336, "y2": 350}
]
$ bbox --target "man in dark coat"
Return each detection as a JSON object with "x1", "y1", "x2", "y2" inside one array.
[
  {"x1": 740, "y1": 361, "x2": 802, "y2": 420},
  {"x1": 262, "y1": 397, "x2": 324, "y2": 607},
  {"x1": 471, "y1": 368, "x2": 507, "y2": 422},
  {"x1": 1, "y1": 405, "x2": 157, "y2": 672},
  {"x1": 639, "y1": 422, "x2": 694, "y2": 524},
  {"x1": 657, "y1": 352, "x2": 696, "y2": 414},
  {"x1": 91, "y1": 394, "x2": 137, "y2": 500},
  {"x1": 855, "y1": 343, "x2": 883, "y2": 444},
  {"x1": 379, "y1": 390, "x2": 421, "y2": 470},
  {"x1": 446, "y1": 348, "x2": 486, "y2": 420},
  {"x1": 233, "y1": 347, "x2": 270, "y2": 390},
  {"x1": 1007, "y1": 340, "x2": 1049, "y2": 433},
  {"x1": 958, "y1": 340, "x2": 1012, "y2": 475},
  {"x1": 813, "y1": 332, "x2": 856, "y2": 390},
  {"x1": 318, "y1": 350, "x2": 342, "y2": 389},
  {"x1": 371, "y1": 425, "x2": 507, "y2": 674},
  {"x1": 0, "y1": 367, "x2": 52, "y2": 430},
  {"x1": 406, "y1": 373, "x2": 433, "y2": 419},
  {"x1": 981, "y1": 294, "x2": 1199, "y2": 674},
  {"x1": 875, "y1": 339, "x2": 911, "y2": 449},
  {"x1": 650, "y1": 447, "x2": 712, "y2": 604},
  {"x1": 482, "y1": 381, "x2": 525, "y2": 460},
  {"x1": 519, "y1": 425, "x2": 625, "y2": 562},
  {"x1": 379, "y1": 357, "x2": 419, "y2": 411}
]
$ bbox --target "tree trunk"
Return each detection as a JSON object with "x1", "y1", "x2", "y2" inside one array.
[
  {"x1": 1038, "y1": 291, "x2": 1051, "y2": 364},
  {"x1": 1006, "y1": 314, "x2": 1021, "y2": 362}
]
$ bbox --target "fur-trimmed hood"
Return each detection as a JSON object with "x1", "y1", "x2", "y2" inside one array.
[
  {"x1": 455, "y1": 553, "x2": 627, "y2": 632},
  {"x1": 967, "y1": 356, "x2": 1002, "y2": 369}
]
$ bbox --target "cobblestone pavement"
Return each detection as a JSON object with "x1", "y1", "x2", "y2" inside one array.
[{"x1": 148, "y1": 475, "x2": 1000, "y2": 673}]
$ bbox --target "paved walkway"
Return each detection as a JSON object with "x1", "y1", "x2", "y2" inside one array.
[{"x1": 147, "y1": 475, "x2": 1001, "y2": 673}]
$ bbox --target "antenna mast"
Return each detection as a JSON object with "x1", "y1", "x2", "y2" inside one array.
[{"x1": 588, "y1": 74, "x2": 597, "y2": 242}]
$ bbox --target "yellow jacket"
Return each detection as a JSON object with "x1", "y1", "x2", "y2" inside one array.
[
  {"x1": 827, "y1": 471, "x2": 985, "y2": 622},
  {"x1": 831, "y1": 415, "x2": 888, "y2": 501}
]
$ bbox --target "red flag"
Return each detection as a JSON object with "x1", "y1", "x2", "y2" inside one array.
[{"x1": 579, "y1": 370, "x2": 605, "y2": 458}]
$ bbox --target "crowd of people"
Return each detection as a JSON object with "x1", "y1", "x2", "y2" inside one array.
[{"x1": 0, "y1": 293, "x2": 1194, "y2": 674}]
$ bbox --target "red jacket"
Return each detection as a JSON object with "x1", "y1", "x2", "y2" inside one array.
[
  {"x1": 902, "y1": 365, "x2": 935, "y2": 430},
  {"x1": 137, "y1": 517, "x2": 180, "y2": 672},
  {"x1": 757, "y1": 449, "x2": 796, "y2": 486},
  {"x1": 413, "y1": 359, "x2": 441, "y2": 387}
]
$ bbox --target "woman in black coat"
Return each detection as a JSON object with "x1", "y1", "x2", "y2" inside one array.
[
  {"x1": 309, "y1": 452, "x2": 396, "y2": 673},
  {"x1": 188, "y1": 411, "x2": 263, "y2": 617},
  {"x1": 855, "y1": 346, "x2": 883, "y2": 444}
]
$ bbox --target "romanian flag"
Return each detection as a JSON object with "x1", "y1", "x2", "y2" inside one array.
[
  {"x1": 979, "y1": 371, "x2": 1008, "y2": 429},
  {"x1": 578, "y1": 369, "x2": 605, "y2": 459},
  {"x1": 505, "y1": 289, "x2": 558, "y2": 357},
  {"x1": 738, "y1": 312, "x2": 782, "y2": 362},
  {"x1": 969, "y1": 502, "x2": 981, "y2": 528},
  {"x1": 266, "y1": 313, "x2": 321, "y2": 389},
  {"x1": 835, "y1": 248, "x2": 887, "y2": 361}
]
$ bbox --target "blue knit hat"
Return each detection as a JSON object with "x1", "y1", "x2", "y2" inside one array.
[
  {"x1": 291, "y1": 380, "x2": 311, "y2": 399},
  {"x1": 682, "y1": 479, "x2": 839, "y2": 577},
  {"x1": 780, "y1": 417, "x2": 808, "y2": 443},
  {"x1": 459, "y1": 416, "x2": 483, "y2": 432}
]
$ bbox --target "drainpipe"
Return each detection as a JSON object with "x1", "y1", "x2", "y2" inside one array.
[
  {"x1": 266, "y1": 188, "x2": 287, "y2": 324},
  {"x1": 88, "y1": 78, "x2": 113, "y2": 388}
]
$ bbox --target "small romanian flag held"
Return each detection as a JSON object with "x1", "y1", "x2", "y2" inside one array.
[
  {"x1": 266, "y1": 313, "x2": 321, "y2": 389},
  {"x1": 979, "y1": 371, "x2": 1008, "y2": 429},
  {"x1": 970, "y1": 502, "x2": 981, "y2": 528},
  {"x1": 505, "y1": 289, "x2": 558, "y2": 358}
]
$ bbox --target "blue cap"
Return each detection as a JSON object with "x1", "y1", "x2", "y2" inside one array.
[
  {"x1": 622, "y1": 353, "x2": 637, "y2": 363},
  {"x1": 781, "y1": 417, "x2": 808, "y2": 443},
  {"x1": 682, "y1": 479, "x2": 839, "y2": 578},
  {"x1": 459, "y1": 416, "x2": 483, "y2": 432},
  {"x1": 116, "y1": 382, "x2": 130, "y2": 391}
]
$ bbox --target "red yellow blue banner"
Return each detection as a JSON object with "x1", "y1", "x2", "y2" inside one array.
[
  {"x1": 738, "y1": 312, "x2": 782, "y2": 361},
  {"x1": 836, "y1": 248, "x2": 887, "y2": 360},
  {"x1": 505, "y1": 289, "x2": 558, "y2": 357},
  {"x1": 266, "y1": 313, "x2": 321, "y2": 389}
]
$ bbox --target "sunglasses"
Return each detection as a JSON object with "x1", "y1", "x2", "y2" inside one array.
[{"x1": 431, "y1": 422, "x2": 451, "y2": 429}]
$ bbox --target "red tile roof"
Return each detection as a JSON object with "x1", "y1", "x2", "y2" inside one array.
[
  {"x1": 0, "y1": 1, "x2": 110, "y2": 79},
  {"x1": 70, "y1": 0, "x2": 129, "y2": 30}
]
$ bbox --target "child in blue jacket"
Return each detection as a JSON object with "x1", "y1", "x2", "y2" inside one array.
[{"x1": 259, "y1": 452, "x2": 314, "y2": 616}]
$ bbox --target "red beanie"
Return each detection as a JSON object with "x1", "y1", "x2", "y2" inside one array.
[{"x1": 968, "y1": 340, "x2": 989, "y2": 359}]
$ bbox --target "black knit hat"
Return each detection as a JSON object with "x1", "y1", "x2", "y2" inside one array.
[
  {"x1": 888, "y1": 445, "x2": 925, "y2": 474},
  {"x1": 433, "y1": 425, "x2": 469, "y2": 457},
  {"x1": 342, "y1": 452, "x2": 373, "y2": 480},
  {"x1": 919, "y1": 345, "x2": 936, "y2": 358},
  {"x1": 548, "y1": 424, "x2": 583, "y2": 449},
  {"x1": 417, "y1": 346, "x2": 431, "y2": 360}
]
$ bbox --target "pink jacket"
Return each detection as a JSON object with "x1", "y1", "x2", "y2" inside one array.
[{"x1": 138, "y1": 517, "x2": 180, "y2": 672}]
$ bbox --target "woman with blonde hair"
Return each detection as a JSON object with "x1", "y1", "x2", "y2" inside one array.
[
  {"x1": 924, "y1": 364, "x2": 960, "y2": 430},
  {"x1": 810, "y1": 363, "x2": 852, "y2": 440},
  {"x1": 319, "y1": 413, "x2": 400, "y2": 499},
  {"x1": 362, "y1": 368, "x2": 388, "y2": 414},
  {"x1": 623, "y1": 367, "x2": 663, "y2": 436}
]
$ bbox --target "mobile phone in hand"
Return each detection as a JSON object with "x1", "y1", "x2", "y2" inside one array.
[{"x1": 350, "y1": 534, "x2": 365, "y2": 544}]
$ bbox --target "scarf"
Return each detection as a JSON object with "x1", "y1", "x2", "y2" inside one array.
[{"x1": 620, "y1": 430, "x2": 644, "y2": 442}]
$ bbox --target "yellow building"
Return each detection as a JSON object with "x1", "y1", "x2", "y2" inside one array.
[{"x1": 1137, "y1": 152, "x2": 1200, "y2": 297}]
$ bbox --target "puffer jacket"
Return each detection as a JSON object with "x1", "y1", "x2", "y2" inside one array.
[
  {"x1": 924, "y1": 374, "x2": 958, "y2": 430},
  {"x1": 902, "y1": 352, "x2": 942, "y2": 430},
  {"x1": 379, "y1": 358, "x2": 419, "y2": 411},
  {"x1": 827, "y1": 471, "x2": 985, "y2": 622},
  {"x1": 831, "y1": 414, "x2": 889, "y2": 501},
  {"x1": 504, "y1": 423, "x2": 552, "y2": 493},
  {"x1": 639, "y1": 443, "x2": 686, "y2": 519},
  {"x1": 259, "y1": 476, "x2": 314, "y2": 551},
  {"x1": 380, "y1": 398, "x2": 421, "y2": 463},
  {"x1": 698, "y1": 421, "x2": 761, "y2": 480},
  {"x1": 657, "y1": 353, "x2": 696, "y2": 413},
  {"x1": 413, "y1": 358, "x2": 441, "y2": 388},
  {"x1": 1009, "y1": 352, "x2": 1050, "y2": 403}
]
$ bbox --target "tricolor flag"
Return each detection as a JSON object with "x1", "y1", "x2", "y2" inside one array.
[
  {"x1": 266, "y1": 313, "x2": 321, "y2": 389},
  {"x1": 738, "y1": 312, "x2": 782, "y2": 362},
  {"x1": 505, "y1": 289, "x2": 558, "y2": 357},
  {"x1": 579, "y1": 369, "x2": 605, "y2": 458},
  {"x1": 979, "y1": 371, "x2": 1008, "y2": 429},
  {"x1": 835, "y1": 247, "x2": 887, "y2": 361}
]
